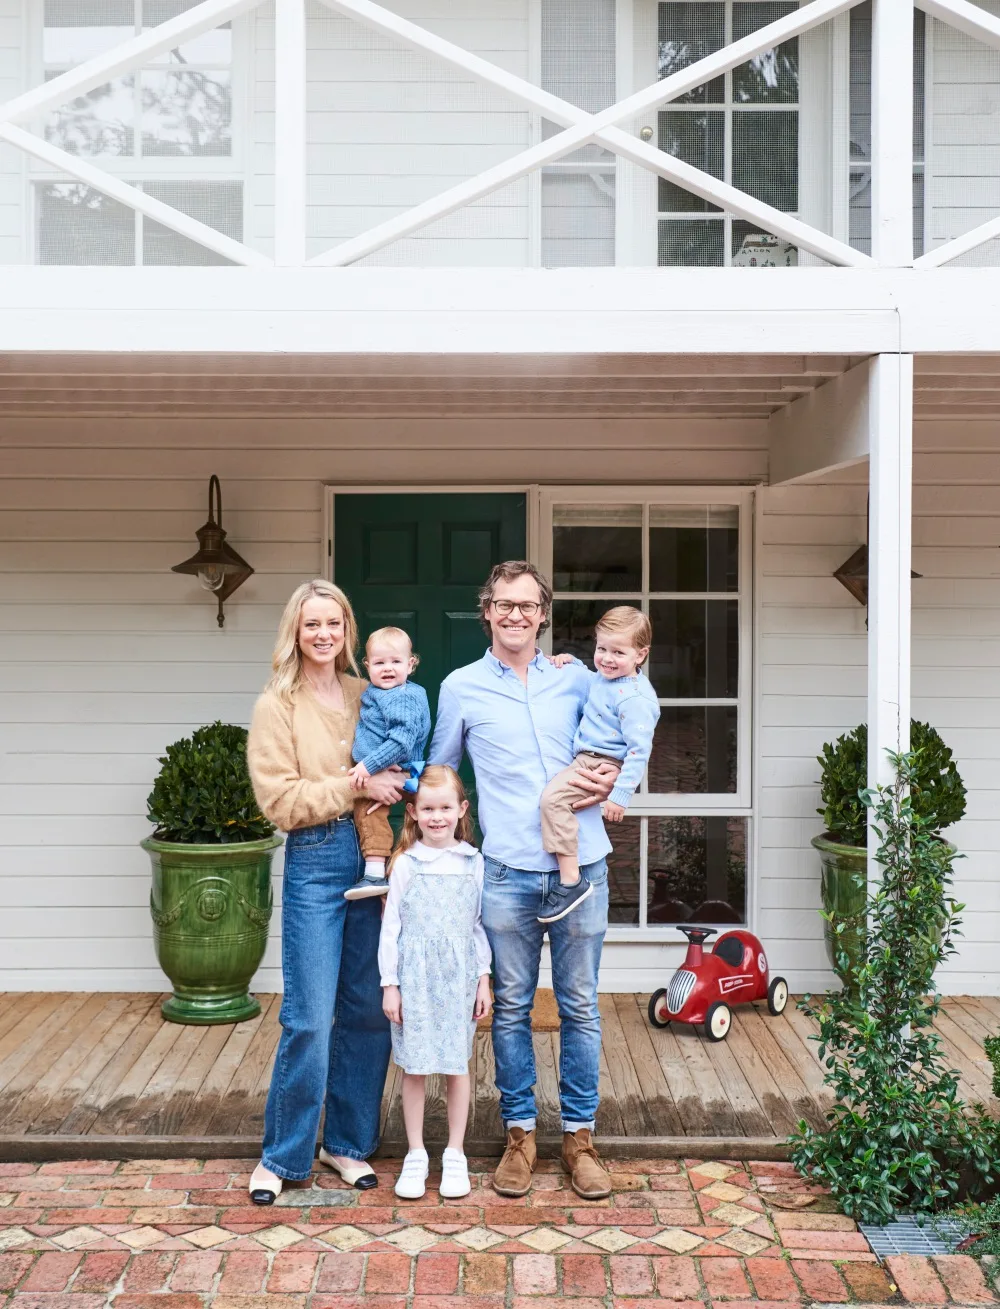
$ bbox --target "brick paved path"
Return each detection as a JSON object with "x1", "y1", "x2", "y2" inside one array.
[{"x1": 0, "y1": 1157, "x2": 994, "y2": 1306}]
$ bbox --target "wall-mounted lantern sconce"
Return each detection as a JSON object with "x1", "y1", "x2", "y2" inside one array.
[
  {"x1": 172, "y1": 475, "x2": 253, "y2": 628},
  {"x1": 833, "y1": 498, "x2": 921, "y2": 612}
]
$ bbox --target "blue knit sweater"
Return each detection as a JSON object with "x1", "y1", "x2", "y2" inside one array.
[
  {"x1": 353, "y1": 681, "x2": 432, "y2": 776},
  {"x1": 572, "y1": 671, "x2": 661, "y2": 808}
]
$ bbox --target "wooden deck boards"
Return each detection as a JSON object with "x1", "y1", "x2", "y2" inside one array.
[{"x1": 0, "y1": 993, "x2": 994, "y2": 1161}]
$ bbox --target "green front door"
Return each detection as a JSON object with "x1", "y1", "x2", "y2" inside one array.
[{"x1": 334, "y1": 492, "x2": 527, "y2": 825}]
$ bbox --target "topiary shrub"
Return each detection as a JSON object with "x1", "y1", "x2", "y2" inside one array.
[
  {"x1": 817, "y1": 719, "x2": 966, "y2": 847},
  {"x1": 147, "y1": 721, "x2": 274, "y2": 844}
]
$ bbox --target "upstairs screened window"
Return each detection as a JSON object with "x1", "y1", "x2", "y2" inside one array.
[
  {"x1": 32, "y1": 0, "x2": 245, "y2": 265},
  {"x1": 541, "y1": 489, "x2": 752, "y2": 934}
]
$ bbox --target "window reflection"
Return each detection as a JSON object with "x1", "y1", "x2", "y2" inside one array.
[
  {"x1": 647, "y1": 816, "x2": 746, "y2": 924},
  {"x1": 650, "y1": 505, "x2": 738, "y2": 591},
  {"x1": 648, "y1": 599, "x2": 738, "y2": 698},
  {"x1": 649, "y1": 706, "x2": 737, "y2": 793},
  {"x1": 607, "y1": 821, "x2": 642, "y2": 924},
  {"x1": 552, "y1": 505, "x2": 642, "y2": 592},
  {"x1": 551, "y1": 599, "x2": 620, "y2": 663}
]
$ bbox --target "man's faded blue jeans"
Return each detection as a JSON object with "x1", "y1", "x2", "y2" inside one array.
[
  {"x1": 482, "y1": 856, "x2": 608, "y2": 1133},
  {"x1": 261, "y1": 817, "x2": 391, "y2": 1181}
]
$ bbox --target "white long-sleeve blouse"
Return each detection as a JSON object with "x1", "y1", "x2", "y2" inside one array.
[{"x1": 378, "y1": 840, "x2": 493, "y2": 987}]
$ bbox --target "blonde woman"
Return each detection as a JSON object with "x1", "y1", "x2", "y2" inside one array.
[{"x1": 246, "y1": 579, "x2": 405, "y2": 1203}]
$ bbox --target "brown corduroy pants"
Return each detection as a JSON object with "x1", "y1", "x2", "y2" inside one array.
[{"x1": 353, "y1": 797, "x2": 394, "y2": 860}]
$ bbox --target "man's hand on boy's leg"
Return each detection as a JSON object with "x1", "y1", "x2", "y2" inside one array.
[{"x1": 568, "y1": 760, "x2": 619, "y2": 810}]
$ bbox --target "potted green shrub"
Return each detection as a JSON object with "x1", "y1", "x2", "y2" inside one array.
[
  {"x1": 142, "y1": 722, "x2": 280, "y2": 1024},
  {"x1": 811, "y1": 720, "x2": 966, "y2": 985}
]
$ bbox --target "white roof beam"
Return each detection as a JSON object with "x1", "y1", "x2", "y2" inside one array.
[{"x1": 767, "y1": 357, "x2": 873, "y2": 484}]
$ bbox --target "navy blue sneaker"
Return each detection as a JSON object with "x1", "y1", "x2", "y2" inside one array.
[
  {"x1": 345, "y1": 875, "x2": 390, "y2": 901},
  {"x1": 537, "y1": 875, "x2": 593, "y2": 924}
]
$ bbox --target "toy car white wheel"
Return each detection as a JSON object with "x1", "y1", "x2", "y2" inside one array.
[
  {"x1": 767, "y1": 977, "x2": 789, "y2": 1015},
  {"x1": 705, "y1": 1001, "x2": 732, "y2": 1042},
  {"x1": 647, "y1": 988, "x2": 671, "y2": 1028}
]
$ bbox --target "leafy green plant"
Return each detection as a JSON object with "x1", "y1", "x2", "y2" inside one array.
[
  {"x1": 947, "y1": 1192, "x2": 1000, "y2": 1259},
  {"x1": 791, "y1": 750, "x2": 997, "y2": 1223},
  {"x1": 985, "y1": 1037, "x2": 1000, "y2": 1100},
  {"x1": 147, "y1": 722, "x2": 274, "y2": 844},
  {"x1": 817, "y1": 720, "x2": 966, "y2": 847}
]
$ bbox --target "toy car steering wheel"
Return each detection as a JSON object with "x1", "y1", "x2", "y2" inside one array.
[{"x1": 677, "y1": 926, "x2": 717, "y2": 944}]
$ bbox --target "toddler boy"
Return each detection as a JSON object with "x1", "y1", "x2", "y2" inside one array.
[
  {"x1": 345, "y1": 626, "x2": 431, "y2": 901},
  {"x1": 538, "y1": 606, "x2": 660, "y2": 924}
]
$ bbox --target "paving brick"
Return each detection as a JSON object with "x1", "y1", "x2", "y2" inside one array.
[
  {"x1": 463, "y1": 1253, "x2": 508, "y2": 1294},
  {"x1": 73, "y1": 1251, "x2": 129, "y2": 1292},
  {"x1": 217, "y1": 1251, "x2": 269, "y2": 1293},
  {"x1": 769, "y1": 1211, "x2": 858, "y2": 1232},
  {"x1": 266, "y1": 1251, "x2": 319, "y2": 1292},
  {"x1": 113, "y1": 1297, "x2": 207, "y2": 1309},
  {"x1": 6, "y1": 1296, "x2": 108, "y2": 1309},
  {"x1": 314, "y1": 1254, "x2": 365, "y2": 1294},
  {"x1": 122, "y1": 1253, "x2": 177, "y2": 1292},
  {"x1": 0, "y1": 1165, "x2": 37, "y2": 1177},
  {"x1": 74, "y1": 1175, "x2": 148, "y2": 1191},
  {"x1": 364, "y1": 1253, "x2": 411, "y2": 1293},
  {"x1": 169, "y1": 1250, "x2": 223, "y2": 1292},
  {"x1": 931, "y1": 1254, "x2": 997, "y2": 1303},
  {"x1": 791, "y1": 1258, "x2": 847, "y2": 1302},
  {"x1": 610, "y1": 1256, "x2": 654, "y2": 1296},
  {"x1": 44, "y1": 1209, "x2": 133, "y2": 1225},
  {"x1": 21, "y1": 1252, "x2": 82, "y2": 1292},
  {"x1": 745, "y1": 1256, "x2": 799, "y2": 1301},
  {"x1": 212, "y1": 1297, "x2": 307, "y2": 1309},
  {"x1": 311, "y1": 1298, "x2": 405, "y2": 1309},
  {"x1": 612, "y1": 1301, "x2": 703, "y2": 1309},
  {"x1": 779, "y1": 1229, "x2": 871, "y2": 1252},
  {"x1": 512, "y1": 1254, "x2": 556, "y2": 1295},
  {"x1": 701, "y1": 1257, "x2": 751, "y2": 1299},
  {"x1": 885, "y1": 1254, "x2": 949, "y2": 1304},
  {"x1": 652, "y1": 1256, "x2": 702, "y2": 1301},
  {"x1": 562, "y1": 1254, "x2": 608, "y2": 1296},
  {"x1": 39, "y1": 1162, "x2": 119, "y2": 1177},
  {"x1": 119, "y1": 1161, "x2": 203, "y2": 1174},
  {"x1": 16, "y1": 1193, "x2": 96, "y2": 1209},
  {"x1": 0, "y1": 1254, "x2": 33, "y2": 1291},
  {"x1": 840, "y1": 1260, "x2": 897, "y2": 1302},
  {"x1": 414, "y1": 1255, "x2": 460, "y2": 1294}
]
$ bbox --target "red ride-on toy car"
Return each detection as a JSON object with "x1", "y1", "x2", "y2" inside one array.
[{"x1": 647, "y1": 927, "x2": 788, "y2": 1041}]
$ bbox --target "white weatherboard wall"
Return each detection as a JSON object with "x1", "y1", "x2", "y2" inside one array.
[
  {"x1": 0, "y1": 414, "x2": 767, "y2": 994},
  {"x1": 758, "y1": 420, "x2": 1000, "y2": 995}
]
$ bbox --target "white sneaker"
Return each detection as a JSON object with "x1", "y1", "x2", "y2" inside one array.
[
  {"x1": 395, "y1": 1148, "x2": 429, "y2": 1199},
  {"x1": 440, "y1": 1147, "x2": 471, "y2": 1199}
]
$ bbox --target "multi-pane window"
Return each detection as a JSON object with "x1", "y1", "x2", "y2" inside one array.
[
  {"x1": 35, "y1": 1, "x2": 242, "y2": 265},
  {"x1": 542, "y1": 492, "x2": 751, "y2": 931},
  {"x1": 656, "y1": 0, "x2": 799, "y2": 265}
]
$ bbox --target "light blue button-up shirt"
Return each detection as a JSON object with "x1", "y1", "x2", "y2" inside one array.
[{"x1": 429, "y1": 649, "x2": 612, "y2": 872}]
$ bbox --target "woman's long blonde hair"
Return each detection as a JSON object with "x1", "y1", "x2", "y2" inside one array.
[
  {"x1": 388, "y1": 765, "x2": 475, "y2": 872},
  {"x1": 267, "y1": 578, "x2": 361, "y2": 704}
]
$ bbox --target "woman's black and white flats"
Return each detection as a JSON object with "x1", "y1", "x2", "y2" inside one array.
[
  {"x1": 249, "y1": 1161, "x2": 282, "y2": 1206},
  {"x1": 319, "y1": 1147, "x2": 379, "y2": 1190}
]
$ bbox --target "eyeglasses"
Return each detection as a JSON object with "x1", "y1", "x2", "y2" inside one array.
[{"x1": 491, "y1": 599, "x2": 542, "y2": 618}]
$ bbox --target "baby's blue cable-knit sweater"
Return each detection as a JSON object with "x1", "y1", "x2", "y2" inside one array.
[
  {"x1": 353, "y1": 681, "x2": 431, "y2": 775},
  {"x1": 573, "y1": 671, "x2": 661, "y2": 808}
]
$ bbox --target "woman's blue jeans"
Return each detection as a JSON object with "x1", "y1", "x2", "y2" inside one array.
[{"x1": 261, "y1": 817, "x2": 391, "y2": 1180}]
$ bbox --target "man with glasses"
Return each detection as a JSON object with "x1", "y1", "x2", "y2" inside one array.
[{"x1": 430, "y1": 560, "x2": 617, "y2": 1200}]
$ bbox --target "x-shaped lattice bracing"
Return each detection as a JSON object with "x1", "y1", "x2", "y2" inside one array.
[{"x1": 2, "y1": 0, "x2": 998, "y2": 268}]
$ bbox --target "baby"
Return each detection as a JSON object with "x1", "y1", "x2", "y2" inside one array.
[
  {"x1": 538, "y1": 605, "x2": 660, "y2": 925},
  {"x1": 345, "y1": 626, "x2": 432, "y2": 902}
]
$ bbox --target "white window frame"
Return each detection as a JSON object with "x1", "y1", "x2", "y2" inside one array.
[{"x1": 539, "y1": 485, "x2": 754, "y2": 940}]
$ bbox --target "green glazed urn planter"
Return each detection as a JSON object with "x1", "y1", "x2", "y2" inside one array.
[
  {"x1": 811, "y1": 830, "x2": 949, "y2": 987},
  {"x1": 142, "y1": 834, "x2": 282, "y2": 1024}
]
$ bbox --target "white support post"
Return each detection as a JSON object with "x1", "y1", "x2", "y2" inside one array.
[
  {"x1": 274, "y1": 0, "x2": 307, "y2": 266},
  {"x1": 871, "y1": 0, "x2": 914, "y2": 265},
  {"x1": 867, "y1": 353, "x2": 913, "y2": 888}
]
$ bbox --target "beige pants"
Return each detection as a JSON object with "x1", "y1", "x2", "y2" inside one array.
[
  {"x1": 353, "y1": 797, "x2": 394, "y2": 860},
  {"x1": 541, "y1": 752, "x2": 621, "y2": 856}
]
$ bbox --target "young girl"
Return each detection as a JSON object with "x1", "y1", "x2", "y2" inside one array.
[{"x1": 377, "y1": 765, "x2": 493, "y2": 1201}]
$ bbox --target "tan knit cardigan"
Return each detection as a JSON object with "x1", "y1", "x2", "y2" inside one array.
[{"x1": 247, "y1": 675, "x2": 368, "y2": 832}]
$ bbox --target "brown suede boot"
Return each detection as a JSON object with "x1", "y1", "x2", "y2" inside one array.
[
  {"x1": 492, "y1": 1127, "x2": 537, "y2": 1197},
  {"x1": 561, "y1": 1128, "x2": 612, "y2": 1199}
]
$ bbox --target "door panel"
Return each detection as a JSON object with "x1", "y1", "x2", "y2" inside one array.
[{"x1": 334, "y1": 492, "x2": 528, "y2": 832}]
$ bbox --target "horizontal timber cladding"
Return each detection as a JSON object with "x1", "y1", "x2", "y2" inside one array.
[
  {"x1": 0, "y1": 412, "x2": 765, "y2": 993},
  {"x1": 757, "y1": 418, "x2": 1000, "y2": 996},
  {"x1": 2, "y1": 412, "x2": 999, "y2": 993}
]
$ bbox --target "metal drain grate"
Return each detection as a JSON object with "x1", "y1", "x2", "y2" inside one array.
[{"x1": 860, "y1": 1216, "x2": 967, "y2": 1257}]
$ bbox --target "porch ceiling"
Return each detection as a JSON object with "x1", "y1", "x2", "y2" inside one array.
[{"x1": 0, "y1": 353, "x2": 995, "y2": 418}]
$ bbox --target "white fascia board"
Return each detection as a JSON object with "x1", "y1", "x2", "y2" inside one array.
[
  {"x1": 767, "y1": 357, "x2": 871, "y2": 485},
  {"x1": 1, "y1": 267, "x2": 1000, "y2": 354}
]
